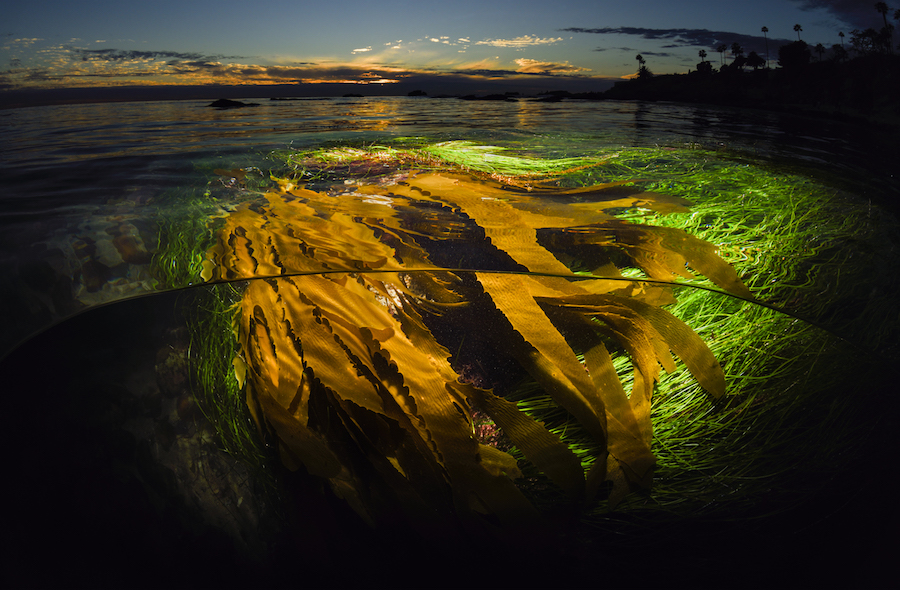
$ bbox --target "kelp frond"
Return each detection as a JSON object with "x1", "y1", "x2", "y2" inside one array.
[{"x1": 199, "y1": 166, "x2": 751, "y2": 529}]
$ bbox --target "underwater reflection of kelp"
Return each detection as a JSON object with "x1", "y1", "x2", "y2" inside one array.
[{"x1": 200, "y1": 169, "x2": 755, "y2": 533}]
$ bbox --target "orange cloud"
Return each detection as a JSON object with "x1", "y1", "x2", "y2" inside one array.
[
  {"x1": 514, "y1": 58, "x2": 589, "y2": 75},
  {"x1": 475, "y1": 35, "x2": 563, "y2": 48}
]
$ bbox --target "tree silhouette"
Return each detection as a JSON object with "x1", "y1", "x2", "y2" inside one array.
[
  {"x1": 730, "y1": 42, "x2": 746, "y2": 70},
  {"x1": 779, "y1": 40, "x2": 811, "y2": 69},
  {"x1": 895, "y1": 9, "x2": 900, "y2": 48},
  {"x1": 746, "y1": 51, "x2": 765, "y2": 70},
  {"x1": 839, "y1": 31, "x2": 845, "y2": 47},
  {"x1": 696, "y1": 53, "x2": 714, "y2": 75},
  {"x1": 794, "y1": 24, "x2": 803, "y2": 41},
  {"x1": 850, "y1": 27, "x2": 891, "y2": 54},
  {"x1": 761, "y1": 26, "x2": 770, "y2": 68},
  {"x1": 717, "y1": 44, "x2": 727, "y2": 66},
  {"x1": 876, "y1": 2, "x2": 889, "y2": 27},
  {"x1": 635, "y1": 54, "x2": 652, "y2": 78},
  {"x1": 832, "y1": 43, "x2": 848, "y2": 62},
  {"x1": 875, "y1": 2, "x2": 894, "y2": 53},
  {"x1": 815, "y1": 43, "x2": 826, "y2": 61},
  {"x1": 878, "y1": 26, "x2": 895, "y2": 53}
]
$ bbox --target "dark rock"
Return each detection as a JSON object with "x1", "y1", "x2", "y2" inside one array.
[
  {"x1": 17, "y1": 258, "x2": 57, "y2": 291},
  {"x1": 80, "y1": 259, "x2": 110, "y2": 292},
  {"x1": 207, "y1": 98, "x2": 260, "y2": 109},
  {"x1": 113, "y1": 234, "x2": 152, "y2": 264}
]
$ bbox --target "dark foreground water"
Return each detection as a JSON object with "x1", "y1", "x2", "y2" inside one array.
[{"x1": 1, "y1": 97, "x2": 897, "y2": 588}]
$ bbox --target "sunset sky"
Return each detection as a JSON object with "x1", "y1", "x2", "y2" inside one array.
[{"x1": 1, "y1": 0, "x2": 892, "y2": 100}]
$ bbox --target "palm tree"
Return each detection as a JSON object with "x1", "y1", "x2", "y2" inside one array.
[
  {"x1": 698, "y1": 49, "x2": 707, "y2": 62},
  {"x1": 875, "y1": 2, "x2": 894, "y2": 53},
  {"x1": 839, "y1": 31, "x2": 845, "y2": 47},
  {"x1": 635, "y1": 54, "x2": 650, "y2": 78},
  {"x1": 761, "y1": 26, "x2": 770, "y2": 68},
  {"x1": 815, "y1": 43, "x2": 826, "y2": 60},
  {"x1": 895, "y1": 10, "x2": 900, "y2": 48},
  {"x1": 794, "y1": 24, "x2": 803, "y2": 41},
  {"x1": 731, "y1": 42, "x2": 746, "y2": 70},
  {"x1": 717, "y1": 43, "x2": 727, "y2": 65},
  {"x1": 876, "y1": 2, "x2": 889, "y2": 27}
]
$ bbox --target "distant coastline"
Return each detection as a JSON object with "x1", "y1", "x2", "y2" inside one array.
[{"x1": 586, "y1": 52, "x2": 900, "y2": 129}]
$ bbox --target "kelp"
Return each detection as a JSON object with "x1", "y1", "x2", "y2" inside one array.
[{"x1": 201, "y1": 167, "x2": 752, "y2": 530}]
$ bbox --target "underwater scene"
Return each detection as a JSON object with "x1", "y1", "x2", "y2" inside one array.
[{"x1": 2, "y1": 97, "x2": 898, "y2": 588}]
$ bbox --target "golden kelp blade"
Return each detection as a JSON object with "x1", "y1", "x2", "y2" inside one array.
[
  {"x1": 549, "y1": 221, "x2": 753, "y2": 298},
  {"x1": 239, "y1": 279, "x2": 343, "y2": 478},
  {"x1": 468, "y1": 387, "x2": 585, "y2": 495}
]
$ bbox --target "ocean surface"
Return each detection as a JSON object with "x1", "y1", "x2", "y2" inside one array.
[
  {"x1": 2, "y1": 97, "x2": 898, "y2": 352},
  {"x1": 1, "y1": 97, "x2": 897, "y2": 588}
]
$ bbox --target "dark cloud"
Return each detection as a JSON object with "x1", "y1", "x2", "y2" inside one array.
[
  {"x1": 791, "y1": 0, "x2": 892, "y2": 29},
  {"x1": 23, "y1": 68, "x2": 53, "y2": 82},
  {"x1": 444, "y1": 68, "x2": 518, "y2": 77},
  {"x1": 73, "y1": 49, "x2": 241, "y2": 62},
  {"x1": 593, "y1": 46, "x2": 663, "y2": 55},
  {"x1": 564, "y1": 27, "x2": 794, "y2": 55}
]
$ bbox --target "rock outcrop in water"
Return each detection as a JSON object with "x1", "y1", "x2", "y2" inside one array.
[{"x1": 207, "y1": 98, "x2": 260, "y2": 109}]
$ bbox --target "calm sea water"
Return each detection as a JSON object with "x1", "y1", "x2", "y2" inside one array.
[
  {"x1": 2, "y1": 96, "x2": 897, "y2": 356},
  {"x1": 2, "y1": 97, "x2": 897, "y2": 587},
  {"x1": 4, "y1": 96, "x2": 899, "y2": 175}
]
